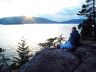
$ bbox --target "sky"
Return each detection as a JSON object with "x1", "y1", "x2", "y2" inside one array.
[{"x1": 0, "y1": 0, "x2": 85, "y2": 21}]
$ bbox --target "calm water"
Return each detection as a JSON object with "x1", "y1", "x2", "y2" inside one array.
[{"x1": 0, "y1": 24, "x2": 78, "y2": 58}]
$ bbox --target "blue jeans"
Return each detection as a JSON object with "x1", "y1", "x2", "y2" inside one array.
[{"x1": 60, "y1": 41, "x2": 74, "y2": 49}]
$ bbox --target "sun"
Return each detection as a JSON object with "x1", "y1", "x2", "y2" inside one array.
[
  {"x1": 25, "y1": 16, "x2": 33, "y2": 19},
  {"x1": 23, "y1": 16, "x2": 36, "y2": 23}
]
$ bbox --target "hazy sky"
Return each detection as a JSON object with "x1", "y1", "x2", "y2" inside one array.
[{"x1": 0, "y1": 0, "x2": 85, "y2": 21}]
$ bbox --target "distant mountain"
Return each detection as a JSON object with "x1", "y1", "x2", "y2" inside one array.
[
  {"x1": 0, "y1": 16, "x2": 84, "y2": 24},
  {"x1": 0, "y1": 16, "x2": 59, "y2": 25},
  {"x1": 61, "y1": 19, "x2": 84, "y2": 24}
]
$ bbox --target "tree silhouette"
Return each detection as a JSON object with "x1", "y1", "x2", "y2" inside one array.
[
  {"x1": 78, "y1": 0, "x2": 96, "y2": 40},
  {"x1": 78, "y1": 18, "x2": 94, "y2": 40},
  {"x1": 13, "y1": 37, "x2": 32, "y2": 68},
  {"x1": 39, "y1": 37, "x2": 57, "y2": 48},
  {"x1": 39, "y1": 35, "x2": 64, "y2": 48},
  {"x1": 0, "y1": 48, "x2": 10, "y2": 72}
]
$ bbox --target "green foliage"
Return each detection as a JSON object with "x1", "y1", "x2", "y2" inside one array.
[
  {"x1": 39, "y1": 35, "x2": 64, "y2": 48},
  {"x1": 0, "y1": 48, "x2": 10, "y2": 72},
  {"x1": 78, "y1": 0, "x2": 95, "y2": 17},
  {"x1": 13, "y1": 38, "x2": 32, "y2": 67},
  {"x1": 78, "y1": 18, "x2": 94, "y2": 40},
  {"x1": 39, "y1": 37, "x2": 57, "y2": 48},
  {"x1": 78, "y1": 0, "x2": 96, "y2": 41}
]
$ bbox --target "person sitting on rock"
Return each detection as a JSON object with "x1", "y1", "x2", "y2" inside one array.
[{"x1": 60, "y1": 27, "x2": 80, "y2": 49}]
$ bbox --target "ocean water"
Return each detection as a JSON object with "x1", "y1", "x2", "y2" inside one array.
[{"x1": 0, "y1": 24, "x2": 78, "y2": 58}]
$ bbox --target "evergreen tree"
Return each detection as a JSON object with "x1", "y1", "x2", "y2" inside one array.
[
  {"x1": 78, "y1": 0, "x2": 96, "y2": 40},
  {"x1": 13, "y1": 38, "x2": 32, "y2": 67},
  {"x1": 0, "y1": 48, "x2": 10, "y2": 72},
  {"x1": 78, "y1": 18, "x2": 94, "y2": 40}
]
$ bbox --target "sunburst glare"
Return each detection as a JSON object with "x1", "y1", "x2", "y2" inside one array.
[
  {"x1": 23, "y1": 16, "x2": 37, "y2": 23},
  {"x1": 25, "y1": 16, "x2": 33, "y2": 19}
]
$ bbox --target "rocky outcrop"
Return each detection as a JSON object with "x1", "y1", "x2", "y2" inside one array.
[{"x1": 19, "y1": 41, "x2": 96, "y2": 72}]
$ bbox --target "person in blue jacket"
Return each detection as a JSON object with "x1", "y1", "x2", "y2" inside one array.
[{"x1": 60, "y1": 27, "x2": 80, "y2": 49}]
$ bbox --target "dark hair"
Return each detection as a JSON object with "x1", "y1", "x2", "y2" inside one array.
[{"x1": 72, "y1": 27, "x2": 76, "y2": 30}]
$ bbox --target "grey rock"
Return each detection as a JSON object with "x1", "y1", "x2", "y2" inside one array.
[
  {"x1": 19, "y1": 48, "x2": 80, "y2": 72},
  {"x1": 19, "y1": 42, "x2": 96, "y2": 72}
]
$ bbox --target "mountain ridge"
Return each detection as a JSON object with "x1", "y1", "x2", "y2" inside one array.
[{"x1": 0, "y1": 16, "x2": 84, "y2": 24}]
